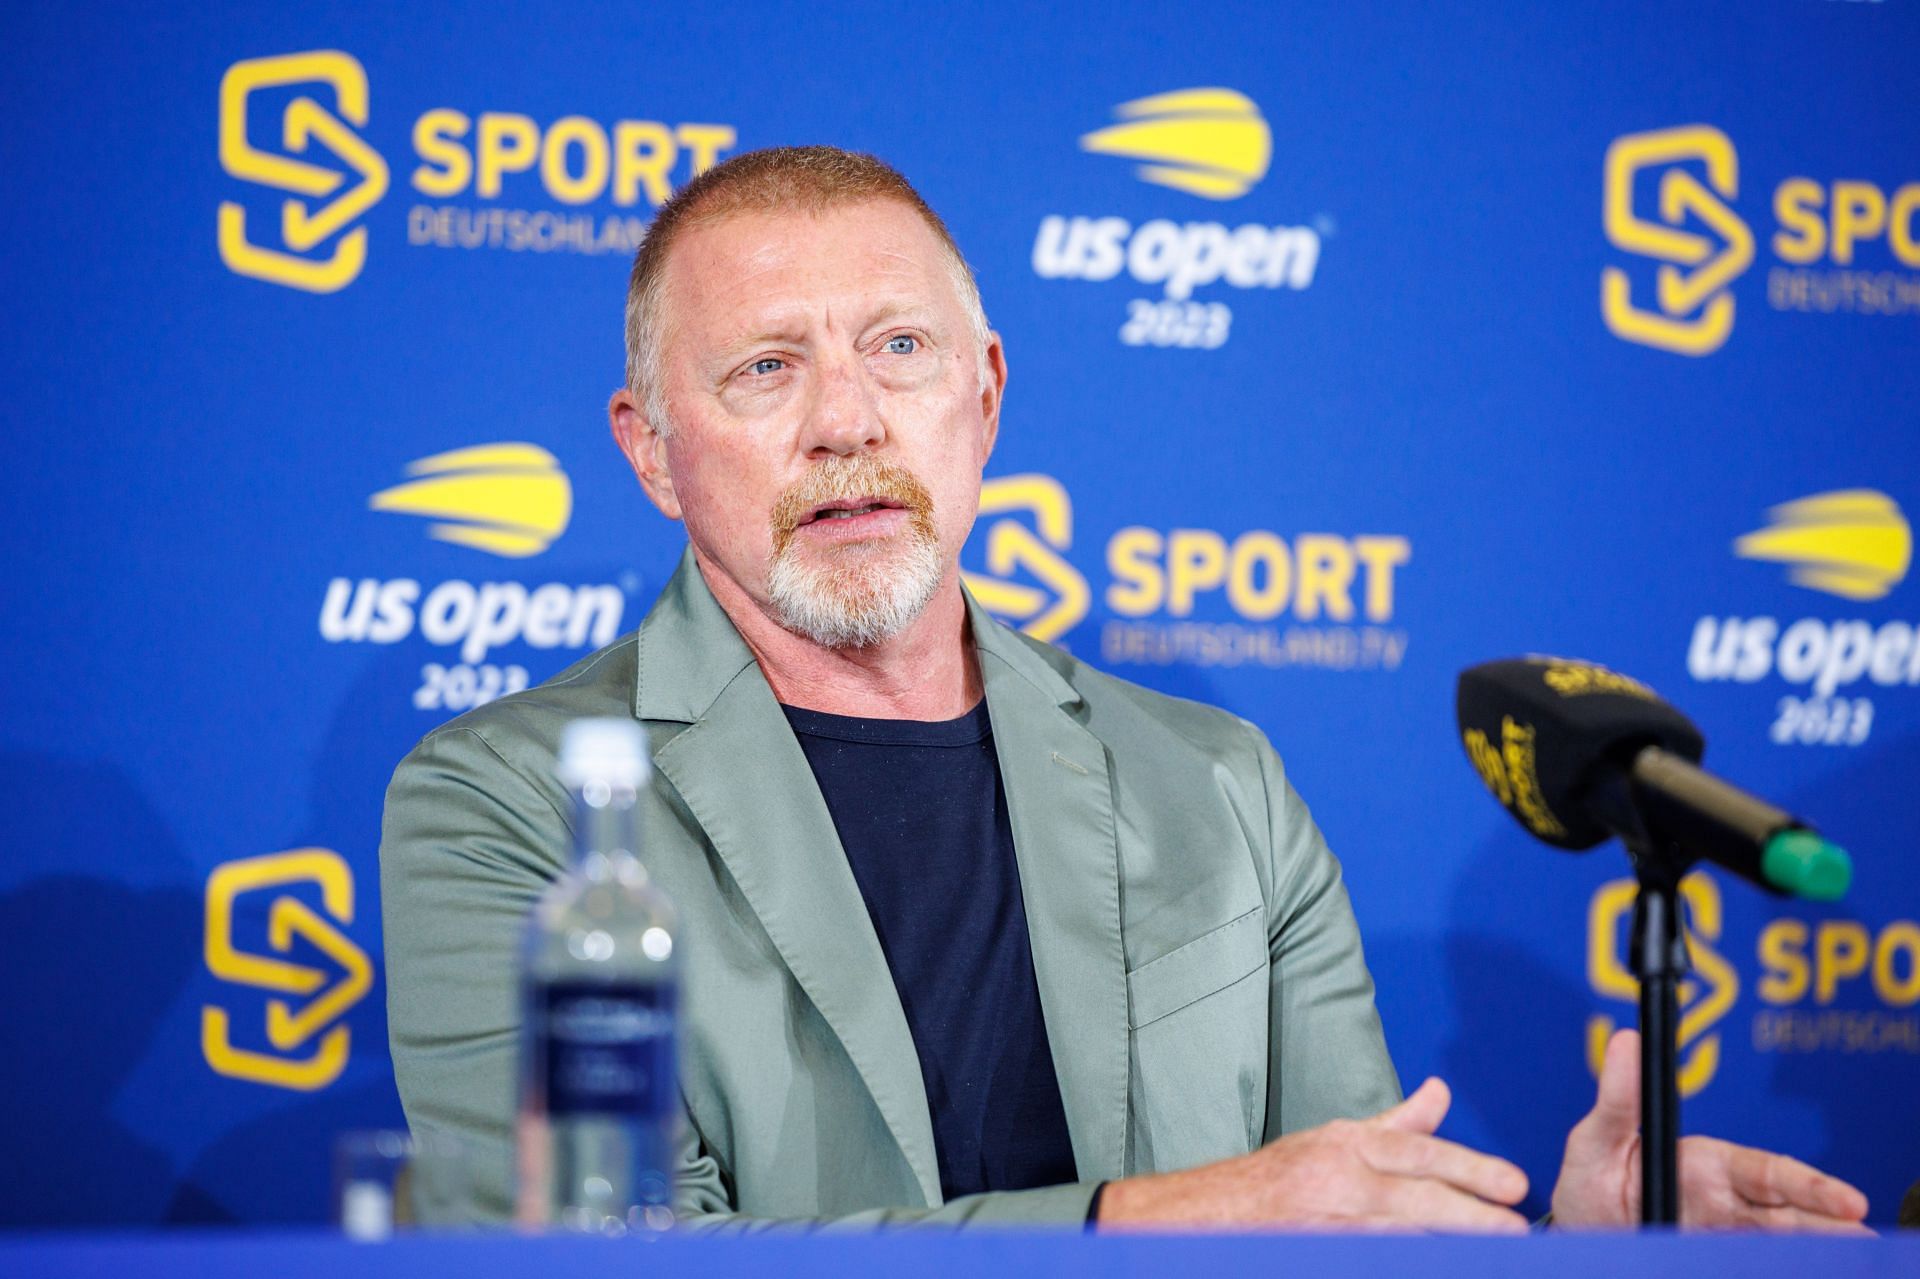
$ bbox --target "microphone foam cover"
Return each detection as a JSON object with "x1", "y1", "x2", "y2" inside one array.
[{"x1": 1456, "y1": 657, "x2": 1704, "y2": 850}]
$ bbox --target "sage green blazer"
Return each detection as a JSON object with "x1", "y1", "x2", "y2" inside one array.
[{"x1": 380, "y1": 550, "x2": 1400, "y2": 1228}]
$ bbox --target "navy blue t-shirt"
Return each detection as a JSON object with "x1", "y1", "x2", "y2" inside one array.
[{"x1": 781, "y1": 699, "x2": 1080, "y2": 1200}]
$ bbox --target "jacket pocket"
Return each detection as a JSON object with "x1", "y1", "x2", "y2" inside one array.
[{"x1": 1126, "y1": 905, "x2": 1265, "y2": 1030}]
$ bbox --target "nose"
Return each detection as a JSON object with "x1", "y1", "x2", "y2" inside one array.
[{"x1": 799, "y1": 348, "x2": 886, "y2": 458}]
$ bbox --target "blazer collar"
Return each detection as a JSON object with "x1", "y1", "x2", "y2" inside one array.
[
  {"x1": 631, "y1": 549, "x2": 1130, "y2": 1191},
  {"x1": 966, "y1": 589, "x2": 1131, "y2": 1184},
  {"x1": 632, "y1": 546, "x2": 1089, "y2": 724},
  {"x1": 632, "y1": 547, "x2": 761, "y2": 725}
]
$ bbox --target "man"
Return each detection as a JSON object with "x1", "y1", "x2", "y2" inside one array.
[{"x1": 382, "y1": 147, "x2": 1870, "y2": 1231}]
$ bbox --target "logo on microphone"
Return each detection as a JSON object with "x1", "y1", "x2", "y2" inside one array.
[
  {"x1": 218, "y1": 50, "x2": 391, "y2": 293},
  {"x1": 1462, "y1": 717, "x2": 1567, "y2": 840},
  {"x1": 963, "y1": 475, "x2": 1090, "y2": 643},
  {"x1": 1601, "y1": 125, "x2": 1754, "y2": 357},
  {"x1": 1734, "y1": 489, "x2": 1911, "y2": 603},
  {"x1": 203, "y1": 849, "x2": 372, "y2": 1091},
  {"x1": 1540, "y1": 660, "x2": 1659, "y2": 701},
  {"x1": 1587, "y1": 871, "x2": 1739, "y2": 1097}
]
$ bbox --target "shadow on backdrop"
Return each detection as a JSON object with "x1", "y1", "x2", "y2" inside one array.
[
  {"x1": 164, "y1": 634, "x2": 445, "y2": 1223},
  {"x1": 1364, "y1": 829, "x2": 1597, "y2": 1223},
  {"x1": 171, "y1": 553, "x2": 651, "y2": 1223},
  {"x1": 0, "y1": 755, "x2": 199, "y2": 1227}
]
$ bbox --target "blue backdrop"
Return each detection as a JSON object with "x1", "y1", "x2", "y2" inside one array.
[{"x1": 2, "y1": 0, "x2": 1916, "y2": 1229}]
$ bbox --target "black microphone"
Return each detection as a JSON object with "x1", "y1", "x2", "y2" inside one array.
[{"x1": 1456, "y1": 656, "x2": 1850, "y2": 900}]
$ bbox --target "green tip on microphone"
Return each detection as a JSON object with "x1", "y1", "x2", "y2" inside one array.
[{"x1": 1762, "y1": 829, "x2": 1852, "y2": 902}]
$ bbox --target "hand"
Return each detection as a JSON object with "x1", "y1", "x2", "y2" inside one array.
[
  {"x1": 1097, "y1": 1077, "x2": 1529, "y2": 1232},
  {"x1": 1551, "y1": 1028, "x2": 1872, "y2": 1232}
]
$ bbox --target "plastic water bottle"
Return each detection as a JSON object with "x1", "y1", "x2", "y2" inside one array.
[{"x1": 516, "y1": 718, "x2": 679, "y2": 1234}]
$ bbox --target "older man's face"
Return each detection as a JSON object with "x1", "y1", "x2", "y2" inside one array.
[{"x1": 633, "y1": 199, "x2": 1003, "y2": 647}]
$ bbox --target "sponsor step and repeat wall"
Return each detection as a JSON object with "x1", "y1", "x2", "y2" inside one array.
[{"x1": 2, "y1": 0, "x2": 1915, "y2": 1228}]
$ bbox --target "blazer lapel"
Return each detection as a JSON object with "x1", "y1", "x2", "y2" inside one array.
[
  {"x1": 971, "y1": 597, "x2": 1131, "y2": 1183},
  {"x1": 635, "y1": 552, "x2": 943, "y2": 1205}
]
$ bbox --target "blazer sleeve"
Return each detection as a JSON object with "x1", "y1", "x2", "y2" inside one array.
[
  {"x1": 1243, "y1": 720, "x2": 1404, "y2": 1141},
  {"x1": 381, "y1": 725, "x2": 566, "y2": 1223},
  {"x1": 674, "y1": 1119, "x2": 1102, "y2": 1230},
  {"x1": 382, "y1": 725, "x2": 1104, "y2": 1230}
]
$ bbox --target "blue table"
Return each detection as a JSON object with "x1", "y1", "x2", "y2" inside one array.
[{"x1": 6, "y1": 1230, "x2": 1916, "y2": 1278}]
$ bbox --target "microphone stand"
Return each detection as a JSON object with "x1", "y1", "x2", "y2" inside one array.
[
  {"x1": 1589, "y1": 763, "x2": 1695, "y2": 1226},
  {"x1": 1623, "y1": 843, "x2": 1687, "y2": 1227}
]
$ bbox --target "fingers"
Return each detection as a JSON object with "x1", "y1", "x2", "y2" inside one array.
[
  {"x1": 1676, "y1": 1137, "x2": 1874, "y2": 1232},
  {"x1": 1718, "y1": 1141, "x2": 1870, "y2": 1221},
  {"x1": 1378, "y1": 1172, "x2": 1532, "y2": 1234},
  {"x1": 1738, "y1": 1205, "x2": 1877, "y2": 1236},
  {"x1": 1362, "y1": 1078, "x2": 1529, "y2": 1229},
  {"x1": 1374, "y1": 1077, "x2": 1451, "y2": 1135},
  {"x1": 1580, "y1": 1028, "x2": 1641, "y2": 1143},
  {"x1": 1362, "y1": 1127, "x2": 1529, "y2": 1206}
]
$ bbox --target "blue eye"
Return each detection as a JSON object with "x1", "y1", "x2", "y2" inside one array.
[
  {"x1": 883, "y1": 335, "x2": 918, "y2": 355},
  {"x1": 748, "y1": 358, "x2": 784, "y2": 376}
]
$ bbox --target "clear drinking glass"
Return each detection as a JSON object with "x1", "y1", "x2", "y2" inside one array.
[{"x1": 333, "y1": 1129, "x2": 469, "y2": 1238}]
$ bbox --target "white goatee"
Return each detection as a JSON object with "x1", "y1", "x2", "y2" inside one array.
[{"x1": 765, "y1": 456, "x2": 944, "y2": 650}]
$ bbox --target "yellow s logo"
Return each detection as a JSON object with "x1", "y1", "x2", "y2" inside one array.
[
  {"x1": 1601, "y1": 125, "x2": 1754, "y2": 356},
  {"x1": 1587, "y1": 871, "x2": 1739, "y2": 1096},
  {"x1": 964, "y1": 475, "x2": 1092, "y2": 643},
  {"x1": 218, "y1": 51, "x2": 390, "y2": 293},
  {"x1": 202, "y1": 848, "x2": 372, "y2": 1090}
]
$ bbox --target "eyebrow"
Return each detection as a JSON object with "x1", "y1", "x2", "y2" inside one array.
[
  {"x1": 857, "y1": 300, "x2": 935, "y2": 331},
  {"x1": 710, "y1": 299, "x2": 940, "y2": 362}
]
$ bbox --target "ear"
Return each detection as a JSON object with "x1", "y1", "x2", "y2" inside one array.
[
  {"x1": 609, "y1": 387, "x2": 682, "y2": 521},
  {"x1": 979, "y1": 331, "x2": 1008, "y2": 462}
]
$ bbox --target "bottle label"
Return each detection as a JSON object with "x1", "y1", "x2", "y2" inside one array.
[{"x1": 532, "y1": 982, "x2": 677, "y2": 1118}]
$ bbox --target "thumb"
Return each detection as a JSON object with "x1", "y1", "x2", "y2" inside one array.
[
  {"x1": 1375, "y1": 1076, "x2": 1452, "y2": 1134},
  {"x1": 1580, "y1": 1027, "x2": 1642, "y2": 1144}
]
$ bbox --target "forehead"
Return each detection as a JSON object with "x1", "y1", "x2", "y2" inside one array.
[{"x1": 659, "y1": 199, "x2": 963, "y2": 342}]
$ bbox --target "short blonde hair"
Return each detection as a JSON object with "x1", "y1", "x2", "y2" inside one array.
[{"x1": 623, "y1": 146, "x2": 990, "y2": 433}]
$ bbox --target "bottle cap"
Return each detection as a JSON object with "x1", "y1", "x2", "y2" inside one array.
[
  {"x1": 557, "y1": 718, "x2": 651, "y2": 788},
  {"x1": 339, "y1": 1180, "x2": 393, "y2": 1241}
]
